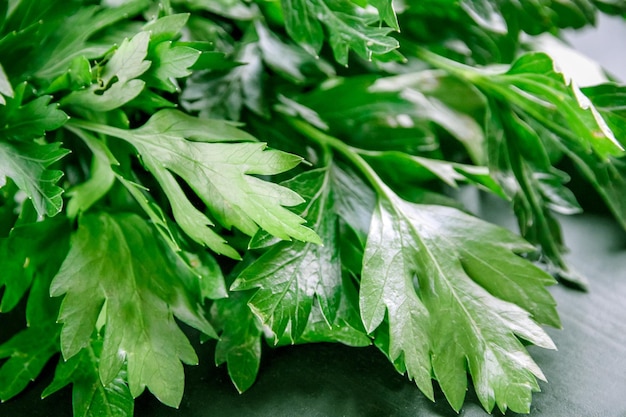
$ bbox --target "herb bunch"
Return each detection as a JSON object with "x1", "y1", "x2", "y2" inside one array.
[{"x1": 1, "y1": 0, "x2": 626, "y2": 415}]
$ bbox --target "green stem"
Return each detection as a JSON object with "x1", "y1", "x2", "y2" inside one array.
[
  {"x1": 286, "y1": 117, "x2": 392, "y2": 199},
  {"x1": 66, "y1": 118, "x2": 131, "y2": 141},
  {"x1": 413, "y1": 46, "x2": 486, "y2": 82}
]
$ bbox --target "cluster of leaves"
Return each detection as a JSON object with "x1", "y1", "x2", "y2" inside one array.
[{"x1": 1, "y1": 0, "x2": 626, "y2": 415}]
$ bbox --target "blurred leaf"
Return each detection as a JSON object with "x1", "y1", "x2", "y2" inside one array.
[{"x1": 0, "y1": 324, "x2": 60, "y2": 401}]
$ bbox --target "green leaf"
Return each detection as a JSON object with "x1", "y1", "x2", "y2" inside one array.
[
  {"x1": 42, "y1": 338, "x2": 134, "y2": 417},
  {"x1": 181, "y1": 29, "x2": 266, "y2": 119},
  {"x1": 43, "y1": 56, "x2": 93, "y2": 95},
  {"x1": 369, "y1": 0, "x2": 399, "y2": 30},
  {"x1": 0, "y1": 141, "x2": 70, "y2": 218},
  {"x1": 210, "y1": 291, "x2": 263, "y2": 393},
  {"x1": 50, "y1": 213, "x2": 215, "y2": 408},
  {"x1": 0, "y1": 216, "x2": 67, "y2": 400},
  {"x1": 190, "y1": 50, "x2": 240, "y2": 71},
  {"x1": 280, "y1": 0, "x2": 324, "y2": 56},
  {"x1": 297, "y1": 72, "x2": 485, "y2": 162},
  {"x1": 460, "y1": 0, "x2": 507, "y2": 33},
  {"x1": 582, "y1": 83, "x2": 626, "y2": 145},
  {"x1": 0, "y1": 237, "x2": 32, "y2": 313},
  {"x1": 488, "y1": 106, "x2": 586, "y2": 287},
  {"x1": 0, "y1": 83, "x2": 68, "y2": 141},
  {"x1": 140, "y1": 15, "x2": 203, "y2": 94},
  {"x1": 69, "y1": 110, "x2": 321, "y2": 258},
  {"x1": 359, "y1": 197, "x2": 433, "y2": 402},
  {"x1": 31, "y1": 1, "x2": 152, "y2": 82},
  {"x1": 143, "y1": 40, "x2": 200, "y2": 92},
  {"x1": 142, "y1": 13, "x2": 190, "y2": 43},
  {"x1": 454, "y1": 0, "x2": 595, "y2": 36},
  {"x1": 62, "y1": 31, "x2": 151, "y2": 112},
  {"x1": 273, "y1": 273, "x2": 371, "y2": 348},
  {"x1": 280, "y1": 0, "x2": 399, "y2": 64},
  {"x1": 308, "y1": 0, "x2": 399, "y2": 65},
  {"x1": 174, "y1": 0, "x2": 258, "y2": 20},
  {"x1": 594, "y1": 0, "x2": 626, "y2": 14},
  {"x1": 572, "y1": 83, "x2": 626, "y2": 230},
  {"x1": 65, "y1": 129, "x2": 117, "y2": 219},
  {"x1": 254, "y1": 20, "x2": 334, "y2": 84},
  {"x1": 359, "y1": 149, "x2": 506, "y2": 197},
  {"x1": 0, "y1": 216, "x2": 69, "y2": 312},
  {"x1": 232, "y1": 168, "x2": 341, "y2": 342},
  {"x1": 486, "y1": 52, "x2": 621, "y2": 159},
  {"x1": 183, "y1": 250, "x2": 229, "y2": 300},
  {"x1": 0, "y1": 324, "x2": 60, "y2": 401},
  {"x1": 329, "y1": 164, "x2": 375, "y2": 240},
  {"x1": 504, "y1": 0, "x2": 596, "y2": 33},
  {"x1": 369, "y1": 70, "x2": 487, "y2": 164},
  {"x1": 360, "y1": 191, "x2": 558, "y2": 413}
]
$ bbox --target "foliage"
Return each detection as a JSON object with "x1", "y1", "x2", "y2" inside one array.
[{"x1": 1, "y1": 0, "x2": 625, "y2": 415}]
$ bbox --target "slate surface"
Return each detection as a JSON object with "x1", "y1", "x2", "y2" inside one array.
[{"x1": 1, "y1": 195, "x2": 626, "y2": 417}]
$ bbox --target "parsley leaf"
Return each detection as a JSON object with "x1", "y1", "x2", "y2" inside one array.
[
  {"x1": 142, "y1": 14, "x2": 201, "y2": 93},
  {"x1": 0, "y1": 83, "x2": 68, "y2": 141},
  {"x1": 361, "y1": 192, "x2": 558, "y2": 413},
  {"x1": 69, "y1": 110, "x2": 321, "y2": 258},
  {"x1": 487, "y1": 105, "x2": 586, "y2": 287},
  {"x1": 420, "y1": 51, "x2": 623, "y2": 159},
  {"x1": 181, "y1": 26, "x2": 266, "y2": 120},
  {"x1": 42, "y1": 338, "x2": 134, "y2": 417},
  {"x1": 289, "y1": 118, "x2": 559, "y2": 414},
  {"x1": 0, "y1": 324, "x2": 60, "y2": 401},
  {"x1": 0, "y1": 141, "x2": 69, "y2": 218},
  {"x1": 50, "y1": 213, "x2": 215, "y2": 407},
  {"x1": 210, "y1": 291, "x2": 263, "y2": 393},
  {"x1": 62, "y1": 31, "x2": 151, "y2": 112},
  {"x1": 573, "y1": 83, "x2": 626, "y2": 229},
  {"x1": 0, "y1": 216, "x2": 69, "y2": 400},
  {"x1": 30, "y1": 1, "x2": 151, "y2": 82},
  {"x1": 461, "y1": 0, "x2": 596, "y2": 34},
  {"x1": 232, "y1": 168, "x2": 341, "y2": 342},
  {"x1": 281, "y1": 0, "x2": 399, "y2": 64}
]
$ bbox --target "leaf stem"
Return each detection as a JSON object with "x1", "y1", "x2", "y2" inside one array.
[
  {"x1": 286, "y1": 117, "x2": 392, "y2": 198},
  {"x1": 66, "y1": 118, "x2": 131, "y2": 141},
  {"x1": 413, "y1": 47, "x2": 486, "y2": 81}
]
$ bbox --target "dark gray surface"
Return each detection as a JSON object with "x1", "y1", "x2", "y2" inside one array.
[{"x1": 2, "y1": 197, "x2": 626, "y2": 416}]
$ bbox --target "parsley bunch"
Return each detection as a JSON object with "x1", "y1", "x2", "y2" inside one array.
[{"x1": 1, "y1": 0, "x2": 625, "y2": 415}]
